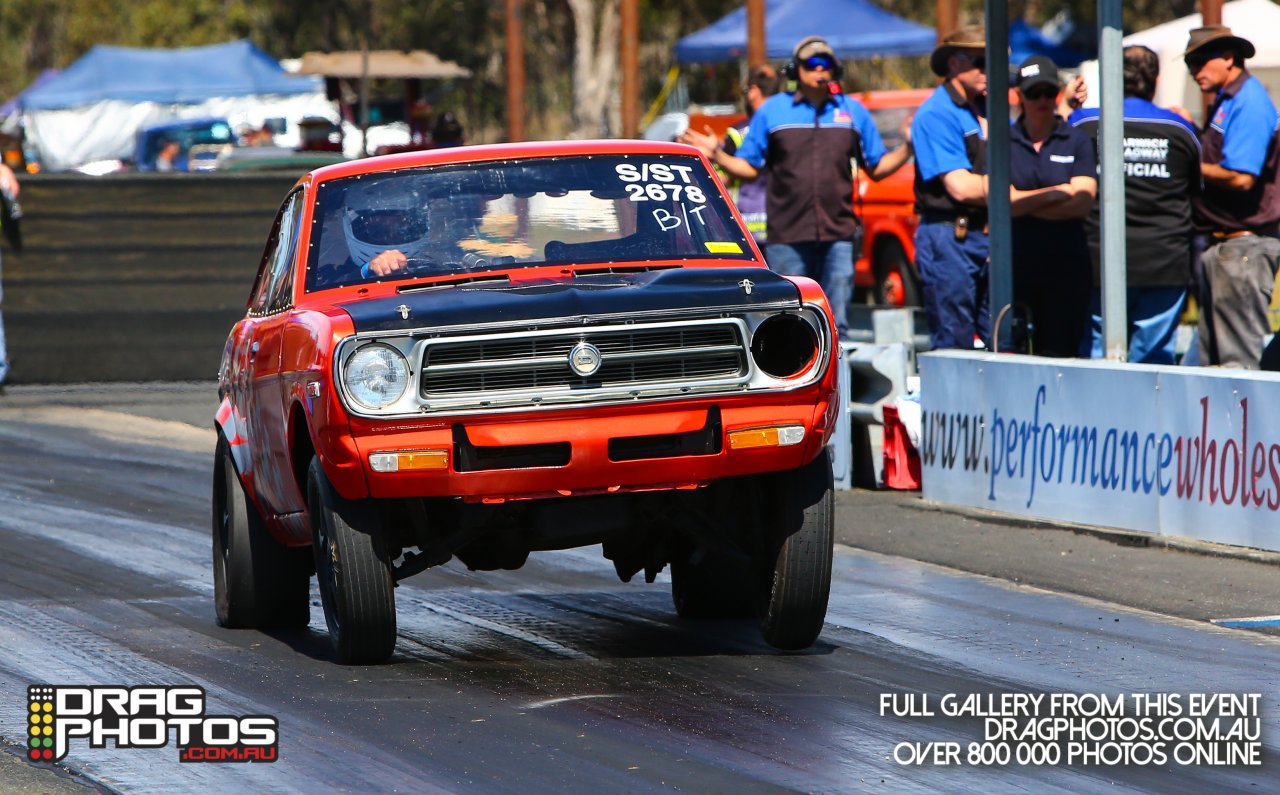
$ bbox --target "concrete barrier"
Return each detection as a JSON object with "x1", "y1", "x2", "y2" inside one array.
[{"x1": 0, "y1": 173, "x2": 297, "y2": 383}]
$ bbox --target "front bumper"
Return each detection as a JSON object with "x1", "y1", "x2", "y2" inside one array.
[{"x1": 340, "y1": 390, "x2": 834, "y2": 501}]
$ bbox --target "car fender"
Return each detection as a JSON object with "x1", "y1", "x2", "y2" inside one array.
[
  {"x1": 215, "y1": 397, "x2": 252, "y2": 476},
  {"x1": 781, "y1": 275, "x2": 841, "y2": 463},
  {"x1": 282, "y1": 308, "x2": 369, "y2": 502}
]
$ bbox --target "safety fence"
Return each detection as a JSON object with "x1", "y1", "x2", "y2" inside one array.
[{"x1": 0, "y1": 173, "x2": 296, "y2": 382}]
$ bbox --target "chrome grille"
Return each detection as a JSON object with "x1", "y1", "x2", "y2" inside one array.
[{"x1": 420, "y1": 321, "x2": 747, "y2": 402}]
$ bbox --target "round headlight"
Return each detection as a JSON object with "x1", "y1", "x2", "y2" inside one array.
[
  {"x1": 751, "y1": 314, "x2": 818, "y2": 379},
  {"x1": 344, "y1": 344, "x2": 410, "y2": 409}
]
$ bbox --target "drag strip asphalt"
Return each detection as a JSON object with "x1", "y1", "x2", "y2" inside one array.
[{"x1": 0, "y1": 383, "x2": 1276, "y2": 793}]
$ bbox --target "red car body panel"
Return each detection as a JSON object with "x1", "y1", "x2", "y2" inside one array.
[
  {"x1": 217, "y1": 140, "x2": 839, "y2": 549},
  {"x1": 851, "y1": 88, "x2": 931, "y2": 304}
]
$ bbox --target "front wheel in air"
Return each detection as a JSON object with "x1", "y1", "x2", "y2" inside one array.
[
  {"x1": 307, "y1": 456, "x2": 397, "y2": 665},
  {"x1": 758, "y1": 449, "x2": 834, "y2": 651}
]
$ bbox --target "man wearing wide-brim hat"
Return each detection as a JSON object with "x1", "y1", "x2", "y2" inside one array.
[
  {"x1": 1178, "y1": 25, "x2": 1280, "y2": 368},
  {"x1": 909, "y1": 26, "x2": 993, "y2": 350}
]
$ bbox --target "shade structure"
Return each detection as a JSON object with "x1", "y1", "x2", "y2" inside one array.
[
  {"x1": 20, "y1": 40, "x2": 319, "y2": 110},
  {"x1": 674, "y1": 0, "x2": 935, "y2": 63}
]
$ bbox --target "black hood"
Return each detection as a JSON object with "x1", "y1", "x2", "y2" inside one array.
[{"x1": 338, "y1": 267, "x2": 800, "y2": 333}]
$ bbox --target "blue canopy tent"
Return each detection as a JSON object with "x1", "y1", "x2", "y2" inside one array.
[
  {"x1": 18, "y1": 40, "x2": 330, "y2": 171},
  {"x1": 674, "y1": 0, "x2": 935, "y2": 63},
  {"x1": 20, "y1": 40, "x2": 318, "y2": 110},
  {"x1": 1009, "y1": 19, "x2": 1091, "y2": 68},
  {"x1": 0, "y1": 69, "x2": 60, "y2": 119}
]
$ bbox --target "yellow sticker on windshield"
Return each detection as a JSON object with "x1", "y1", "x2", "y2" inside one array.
[{"x1": 705, "y1": 242, "x2": 743, "y2": 254}]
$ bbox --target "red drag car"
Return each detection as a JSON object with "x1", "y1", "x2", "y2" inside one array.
[{"x1": 213, "y1": 140, "x2": 841, "y2": 664}]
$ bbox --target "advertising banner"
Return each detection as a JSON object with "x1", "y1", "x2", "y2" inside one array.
[{"x1": 920, "y1": 351, "x2": 1280, "y2": 552}]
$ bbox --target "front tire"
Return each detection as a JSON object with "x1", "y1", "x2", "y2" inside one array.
[
  {"x1": 758, "y1": 450, "x2": 834, "y2": 650},
  {"x1": 212, "y1": 434, "x2": 310, "y2": 629},
  {"x1": 307, "y1": 457, "x2": 397, "y2": 664}
]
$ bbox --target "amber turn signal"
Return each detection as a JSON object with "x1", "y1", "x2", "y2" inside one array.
[
  {"x1": 728, "y1": 425, "x2": 806, "y2": 450},
  {"x1": 368, "y1": 449, "x2": 449, "y2": 472}
]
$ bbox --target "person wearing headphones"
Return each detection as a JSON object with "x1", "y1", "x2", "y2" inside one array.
[{"x1": 680, "y1": 36, "x2": 911, "y2": 336}]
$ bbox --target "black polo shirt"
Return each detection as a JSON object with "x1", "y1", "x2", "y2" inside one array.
[
  {"x1": 1008, "y1": 115, "x2": 1097, "y2": 256},
  {"x1": 1070, "y1": 98, "x2": 1201, "y2": 287}
]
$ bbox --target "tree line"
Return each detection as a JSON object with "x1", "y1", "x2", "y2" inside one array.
[{"x1": 0, "y1": 1, "x2": 1195, "y2": 143}]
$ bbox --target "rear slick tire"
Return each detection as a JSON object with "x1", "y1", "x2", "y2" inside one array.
[
  {"x1": 212, "y1": 434, "x2": 310, "y2": 629},
  {"x1": 758, "y1": 449, "x2": 834, "y2": 651},
  {"x1": 307, "y1": 457, "x2": 397, "y2": 665}
]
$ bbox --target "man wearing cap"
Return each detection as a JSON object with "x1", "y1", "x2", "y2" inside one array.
[
  {"x1": 1071, "y1": 46, "x2": 1202, "y2": 364},
  {"x1": 719, "y1": 64, "x2": 780, "y2": 244},
  {"x1": 680, "y1": 36, "x2": 911, "y2": 336},
  {"x1": 1177, "y1": 26, "x2": 1280, "y2": 368},
  {"x1": 1006, "y1": 55, "x2": 1098, "y2": 357},
  {"x1": 910, "y1": 27, "x2": 992, "y2": 350}
]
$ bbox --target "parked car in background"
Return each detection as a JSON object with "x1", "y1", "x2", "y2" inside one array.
[
  {"x1": 851, "y1": 88, "x2": 931, "y2": 307},
  {"x1": 213, "y1": 146, "x2": 346, "y2": 173},
  {"x1": 214, "y1": 140, "x2": 841, "y2": 664},
  {"x1": 134, "y1": 117, "x2": 235, "y2": 172}
]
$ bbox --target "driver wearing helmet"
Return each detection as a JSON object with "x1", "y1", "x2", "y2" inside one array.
[{"x1": 341, "y1": 179, "x2": 431, "y2": 277}]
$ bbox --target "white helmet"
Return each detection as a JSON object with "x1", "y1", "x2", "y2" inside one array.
[{"x1": 341, "y1": 178, "x2": 431, "y2": 271}]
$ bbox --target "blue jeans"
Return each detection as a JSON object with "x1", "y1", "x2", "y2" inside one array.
[
  {"x1": 764, "y1": 240, "x2": 853, "y2": 334},
  {"x1": 914, "y1": 221, "x2": 990, "y2": 350},
  {"x1": 1082, "y1": 286, "x2": 1186, "y2": 365}
]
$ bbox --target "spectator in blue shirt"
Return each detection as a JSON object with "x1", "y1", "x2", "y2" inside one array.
[
  {"x1": 910, "y1": 27, "x2": 992, "y2": 350},
  {"x1": 680, "y1": 36, "x2": 911, "y2": 336},
  {"x1": 1173, "y1": 26, "x2": 1280, "y2": 368}
]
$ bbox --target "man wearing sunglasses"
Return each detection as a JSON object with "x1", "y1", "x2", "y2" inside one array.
[
  {"x1": 1176, "y1": 26, "x2": 1280, "y2": 368},
  {"x1": 910, "y1": 26, "x2": 993, "y2": 350},
  {"x1": 1004, "y1": 55, "x2": 1098, "y2": 357},
  {"x1": 680, "y1": 35, "x2": 912, "y2": 337}
]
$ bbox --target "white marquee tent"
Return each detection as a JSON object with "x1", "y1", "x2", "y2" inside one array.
[
  {"x1": 1080, "y1": 0, "x2": 1280, "y2": 120},
  {"x1": 18, "y1": 40, "x2": 337, "y2": 172}
]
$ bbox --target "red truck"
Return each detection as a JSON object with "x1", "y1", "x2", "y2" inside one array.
[{"x1": 851, "y1": 88, "x2": 931, "y2": 307}]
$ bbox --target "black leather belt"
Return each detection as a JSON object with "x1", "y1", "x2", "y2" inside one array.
[{"x1": 922, "y1": 211, "x2": 989, "y2": 228}]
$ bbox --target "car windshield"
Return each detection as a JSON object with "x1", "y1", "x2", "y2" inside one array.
[
  {"x1": 870, "y1": 106, "x2": 913, "y2": 151},
  {"x1": 304, "y1": 153, "x2": 753, "y2": 291}
]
